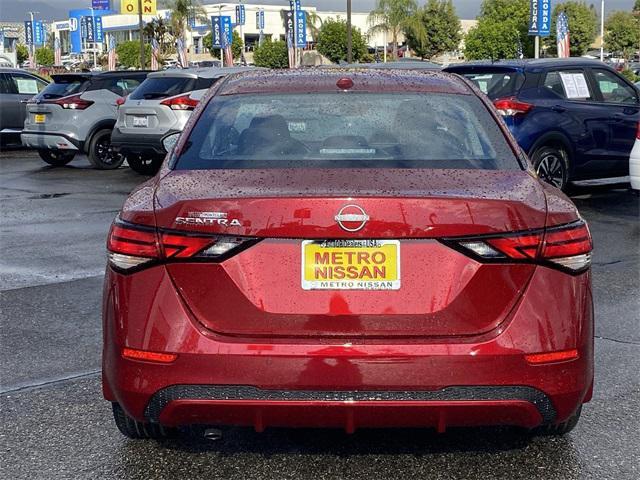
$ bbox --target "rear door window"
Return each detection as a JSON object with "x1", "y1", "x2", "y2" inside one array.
[
  {"x1": 129, "y1": 77, "x2": 198, "y2": 100},
  {"x1": 591, "y1": 68, "x2": 638, "y2": 104},
  {"x1": 0, "y1": 73, "x2": 14, "y2": 94},
  {"x1": 9, "y1": 73, "x2": 47, "y2": 95},
  {"x1": 543, "y1": 69, "x2": 593, "y2": 100}
]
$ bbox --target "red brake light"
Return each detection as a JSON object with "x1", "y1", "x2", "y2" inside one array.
[
  {"x1": 636, "y1": 121, "x2": 640, "y2": 140},
  {"x1": 160, "y1": 94, "x2": 199, "y2": 111},
  {"x1": 106, "y1": 219, "x2": 259, "y2": 272},
  {"x1": 116, "y1": 97, "x2": 126, "y2": 107},
  {"x1": 336, "y1": 77, "x2": 354, "y2": 90},
  {"x1": 493, "y1": 97, "x2": 533, "y2": 116},
  {"x1": 47, "y1": 94, "x2": 94, "y2": 110},
  {"x1": 447, "y1": 220, "x2": 592, "y2": 273}
]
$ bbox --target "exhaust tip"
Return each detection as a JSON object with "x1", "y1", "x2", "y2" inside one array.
[{"x1": 203, "y1": 428, "x2": 223, "y2": 441}]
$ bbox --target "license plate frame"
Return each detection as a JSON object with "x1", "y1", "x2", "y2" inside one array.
[
  {"x1": 34, "y1": 113, "x2": 46, "y2": 124},
  {"x1": 132, "y1": 116, "x2": 149, "y2": 128},
  {"x1": 301, "y1": 239, "x2": 400, "y2": 291}
]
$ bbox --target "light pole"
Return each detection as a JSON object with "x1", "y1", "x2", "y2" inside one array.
[
  {"x1": 600, "y1": 0, "x2": 605, "y2": 62},
  {"x1": 347, "y1": 0, "x2": 352, "y2": 63},
  {"x1": 28, "y1": 11, "x2": 39, "y2": 67},
  {"x1": 91, "y1": 7, "x2": 97, "y2": 68},
  {"x1": 137, "y1": 0, "x2": 145, "y2": 68}
]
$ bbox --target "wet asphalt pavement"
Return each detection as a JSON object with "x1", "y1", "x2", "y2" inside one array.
[{"x1": 1, "y1": 150, "x2": 639, "y2": 479}]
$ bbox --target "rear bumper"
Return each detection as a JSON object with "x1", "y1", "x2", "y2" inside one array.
[
  {"x1": 110, "y1": 128, "x2": 178, "y2": 156},
  {"x1": 102, "y1": 265, "x2": 594, "y2": 431},
  {"x1": 21, "y1": 131, "x2": 81, "y2": 151}
]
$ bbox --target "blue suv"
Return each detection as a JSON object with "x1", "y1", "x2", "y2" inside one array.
[{"x1": 445, "y1": 59, "x2": 640, "y2": 190}]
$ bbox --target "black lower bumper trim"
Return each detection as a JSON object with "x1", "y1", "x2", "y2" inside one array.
[{"x1": 145, "y1": 385, "x2": 556, "y2": 424}]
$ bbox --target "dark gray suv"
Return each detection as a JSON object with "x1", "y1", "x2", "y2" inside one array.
[{"x1": 21, "y1": 71, "x2": 149, "y2": 168}]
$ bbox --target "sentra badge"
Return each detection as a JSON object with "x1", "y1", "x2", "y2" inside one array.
[{"x1": 175, "y1": 211, "x2": 241, "y2": 226}]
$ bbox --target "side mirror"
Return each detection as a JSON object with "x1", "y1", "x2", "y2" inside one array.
[{"x1": 162, "y1": 132, "x2": 180, "y2": 153}]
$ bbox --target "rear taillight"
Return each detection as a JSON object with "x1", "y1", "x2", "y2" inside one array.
[
  {"x1": 106, "y1": 219, "x2": 259, "y2": 272},
  {"x1": 116, "y1": 97, "x2": 126, "y2": 107},
  {"x1": 493, "y1": 97, "x2": 533, "y2": 116},
  {"x1": 636, "y1": 121, "x2": 640, "y2": 140},
  {"x1": 445, "y1": 220, "x2": 592, "y2": 274},
  {"x1": 45, "y1": 94, "x2": 94, "y2": 110},
  {"x1": 160, "y1": 94, "x2": 199, "y2": 111}
]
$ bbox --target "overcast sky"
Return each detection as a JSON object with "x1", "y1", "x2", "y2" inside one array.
[{"x1": 0, "y1": 0, "x2": 636, "y2": 22}]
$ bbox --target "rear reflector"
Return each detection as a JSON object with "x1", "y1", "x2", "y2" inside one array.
[
  {"x1": 445, "y1": 220, "x2": 592, "y2": 274},
  {"x1": 525, "y1": 349, "x2": 578, "y2": 364},
  {"x1": 493, "y1": 97, "x2": 533, "y2": 116},
  {"x1": 122, "y1": 347, "x2": 177, "y2": 363},
  {"x1": 160, "y1": 94, "x2": 199, "y2": 111},
  {"x1": 106, "y1": 218, "x2": 259, "y2": 272}
]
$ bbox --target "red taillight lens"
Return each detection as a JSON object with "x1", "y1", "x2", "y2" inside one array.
[
  {"x1": 122, "y1": 347, "x2": 177, "y2": 363},
  {"x1": 46, "y1": 94, "x2": 94, "y2": 110},
  {"x1": 447, "y1": 220, "x2": 592, "y2": 273},
  {"x1": 160, "y1": 94, "x2": 199, "y2": 111},
  {"x1": 636, "y1": 121, "x2": 640, "y2": 140},
  {"x1": 116, "y1": 97, "x2": 126, "y2": 107},
  {"x1": 493, "y1": 97, "x2": 533, "y2": 116},
  {"x1": 106, "y1": 219, "x2": 258, "y2": 272},
  {"x1": 525, "y1": 349, "x2": 579, "y2": 364}
]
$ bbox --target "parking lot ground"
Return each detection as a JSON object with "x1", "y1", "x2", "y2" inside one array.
[{"x1": 1, "y1": 150, "x2": 639, "y2": 480}]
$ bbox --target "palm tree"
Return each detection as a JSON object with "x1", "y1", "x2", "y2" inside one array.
[
  {"x1": 305, "y1": 11, "x2": 323, "y2": 43},
  {"x1": 367, "y1": 0, "x2": 424, "y2": 60},
  {"x1": 168, "y1": 0, "x2": 207, "y2": 42}
]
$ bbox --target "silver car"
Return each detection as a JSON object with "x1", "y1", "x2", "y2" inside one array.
[
  {"x1": 0, "y1": 68, "x2": 48, "y2": 147},
  {"x1": 21, "y1": 71, "x2": 148, "y2": 168},
  {"x1": 111, "y1": 67, "x2": 257, "y2": 175}
]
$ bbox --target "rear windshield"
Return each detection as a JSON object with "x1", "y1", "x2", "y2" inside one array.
[
  {"x1": 459, "y1": 71, "x2": 524, "y2": 99},
  {"x1": 129, "y1": 76, "x2": 217, "y2": 100},
  {"x1": 174, "y1": 92, "x2": 519, "y2": 170},
  {"x1": 40, "y1": 78, "x2": 88, "y2": 99}
]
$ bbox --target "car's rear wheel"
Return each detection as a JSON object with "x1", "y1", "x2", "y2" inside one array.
[
  {"x1": 111, "y1": 403, "x2": 176, "y2": 440},
  {"x1": 531, "y1": 146, "x2": 570, "y2": 191},
  {"x1": 127, "y1": 155, "x2": 164, "y2": 176},
  {"x1": 88, "y1": 129, "x2": 125, "y2": 170},
  {"x1": 38, "y1": 149, "x2": 76, "y2": 166},
  {"x1": 533, "y1": 406, "x2": 582, "y2": 436}
]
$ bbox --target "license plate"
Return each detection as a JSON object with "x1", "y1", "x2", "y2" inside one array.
[
  {"x1": 34, "y1": 114, "x2": 46, "y2": 124},
  {"x1": 132, "y1": 116, "x2": 148, "y2": 127},
  {"x1": 301, "y1": 240, "x2": 400, "y2": 290}
]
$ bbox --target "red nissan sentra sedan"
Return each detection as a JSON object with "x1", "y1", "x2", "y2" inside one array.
[{"x1": 103, "y1": 69, "x2": 594, "y2": 439}]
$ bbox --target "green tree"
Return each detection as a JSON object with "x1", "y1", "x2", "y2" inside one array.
[
  {"x1": 464, "y1": 19, "x2": 522, "y2": 61},
  {"x1": 168, "y1": 0, "x2": 207, "y2": 42},
  {"x1": 143, "y1": 16, "x2": 173, "y2": 66},
  {"x1": 203, "y1": 30, "x2": 244, "y2": 60},
  {"x1": 405, "y1": 0, "x2": 461, "y2": 60},
  {"x1": 605, "y1": 11, "x2": 640, "y2": 63},
  {"x1": 34, "y1": 46, "x2": 54, "y2": 66},
  {"x1": 253, "y1": 39, "x2": 289, "y2": 68},
  {"x1": 546, "y1": 2, "x2": 598, "y2": 56},
  {"x1": 475, "y1": 0, "x2": 533, "y2": 57},
  {"x1": 16, "y1": 44, "x2": 29, "y2": 64},
  {"x1": 317, "y1": 18, "x2": 367, "y2": 64},
  {"x1": 368, "y1": 0, "x2": 423, "y2": 60},
  {"x1": 116, "y1": 40, "x2": 152, "y2": 68},
  {"x1": 305, "y1": 11, "x2": 323, "y2": 42}
]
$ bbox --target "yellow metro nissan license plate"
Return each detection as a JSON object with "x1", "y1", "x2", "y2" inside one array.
[
  {"x1": 301, "y1": 240, "x2": 400, "y2": 290},
  {"x1": 34, "y1": 114, "x2": 46, "y2": 123}
]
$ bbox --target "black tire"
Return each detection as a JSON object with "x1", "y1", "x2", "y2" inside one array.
[
  {"x1": 530, "y1": 145, "x2": 570, "y2": 191},
  {"x1": 87, "y1": 129, "x2": 125, "y2": 170},
  {"x1": 127, "y1": 155, "x2": 164, "y2": 176},
  {"x1": 533, "y1": 406, "x2": 582, "y2": 436},
  {"x1": 38, "y1": 149, "x2": 76, "y2": 166},
  {"x1": 112, "y1": 403, "x2": 176, "y2": 440}
]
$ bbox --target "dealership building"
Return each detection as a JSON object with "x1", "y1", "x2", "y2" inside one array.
[{"x1": 50, "y1": 2, "x2": 391, "y2": 61}]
